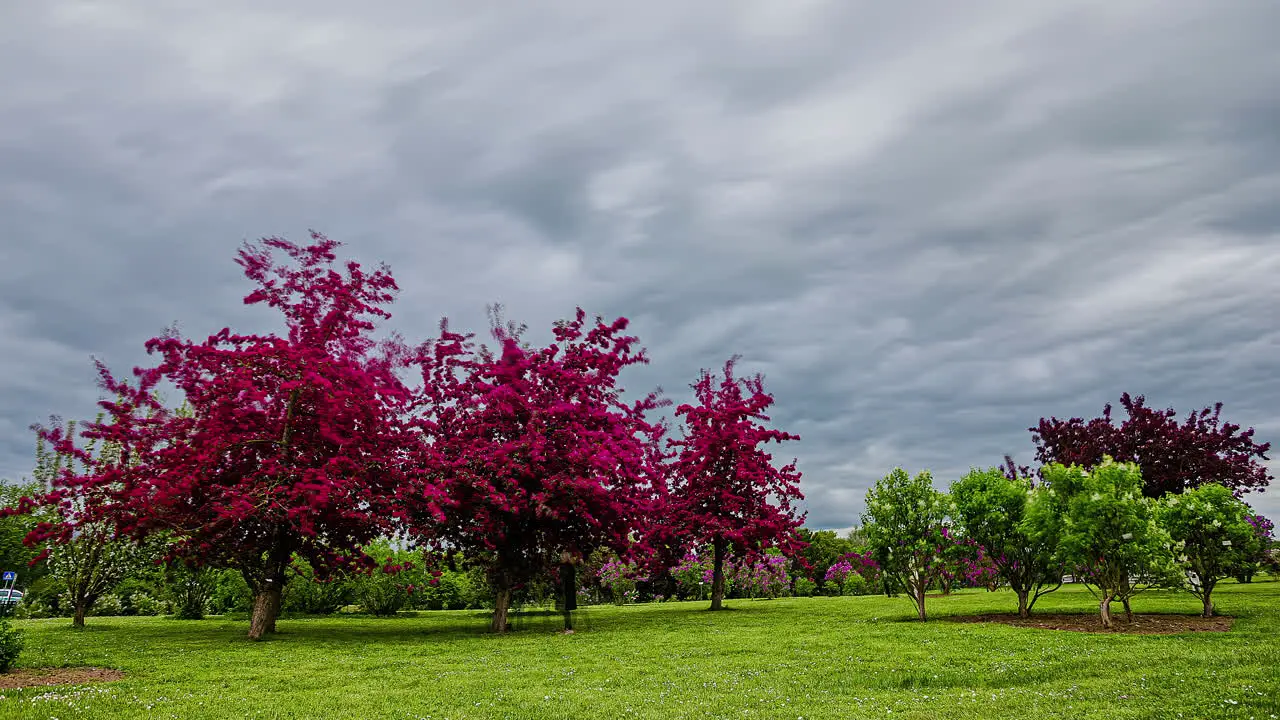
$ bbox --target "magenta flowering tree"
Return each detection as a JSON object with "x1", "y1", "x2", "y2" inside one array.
[
  {"x1": 13, "y1": 234, "x2": 424, "y2": 640},
  {"x1": 668, "y1": 357, "x2": 805, "y2": 611},
  {"x1": 407, "y1": 309, "x2": 666, "y2": 632}
]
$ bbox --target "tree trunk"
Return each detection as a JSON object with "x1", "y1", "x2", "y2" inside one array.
[
  {"x1": 709, "y1": 538, "x2": 727, "y2": 611},
  {"x1": 1201, "y1": 585, "x2": 1215, "y2": 618},
  {"x1": 246, "y1": 539, "x2": 291, "y2": 641},
  {"x1": 248, "y1": 582, "x2": 283, "y2": 640},
  {"x1": 491, "y1": 584, "x2": 513, "y2": 634},
  {"x1": 72, "y1": 601, "x2": 88, "y2": 628},
  {"x1": 1122, "y1": 596, "x2": 1133, "y2": 623},
  {"x1": 1016, "y1": 589, "x2": 1030, "y2": 618},
  {"x1": 1099, "y1": 595, "x2": 1113, "y2": 629},
  {"x1": 914, "y1": 587, "x2": 927, "y2": 621}
]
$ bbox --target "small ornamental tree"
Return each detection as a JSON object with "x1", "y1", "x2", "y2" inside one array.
[
  {"x1": 1031, "y1": 394, "x2": 1272, "y2": 498},
  {"x1": 409, "y1": 310, "x2": 665, "y2": 633},
  {"x1": 861, "y1": 468, "x2": 951, "y2": 621},
  {"x1": 667, "y1": 357, "x2": 805, "y2": 611},
  {"x1": 14, "y1": 234, "x2": 426, "y2": 640},
  {"x1": 951, "y1": 466, "x2": 1063, "y2": 617},
  {"x1": 1025, "y1": 460, "x2": 1179, "y2": 628},
  {"x1": 1157, "y1": 484, "x2": 1262, "y2": 617},
  {"x1": 27, "y1": 421, "x2": 152, "y2": 628}
]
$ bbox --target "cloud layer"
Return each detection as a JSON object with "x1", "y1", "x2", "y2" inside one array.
[{"x1": 2, "y1": 0, "x2": 1278, "y2": 526}]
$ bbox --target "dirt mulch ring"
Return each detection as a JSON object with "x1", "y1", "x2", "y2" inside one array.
[
  {"x1": 945, "y1": 613, "x2": 1233, "y2": 634},
  {"x1": 0, "y1": 668, "x2": 124, "y2": 689}
]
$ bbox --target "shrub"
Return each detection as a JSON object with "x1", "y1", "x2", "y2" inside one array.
[
  {"x1": 90, "y1": 594, "x2": 124, "y2": 617},
  {"x1": 0, "y1": 619, "x2": 22, "y2": 672},
  {"x1": 353, "y1": 563, "x2": 410, "y2": 616},
  {"x1": 793, "y1": 577, "x2": 817, "y2": 597},
  {"x1": 164, "y1": 564, "x2": 217, "y2": 620},
  {"x1": 413, "y1": 569, "x2": 475, "y2": 611},
  {"x1": 283, "y1": 562, "x2": 352, "y2": 616},
  {"x1": 115, "y1": 578, "x2": 167, "y2": 617},
  {"x1": 206, "y1": 570, "x2": 253, "y2": 615},
  {"x1": 843, "y1": 573, "x2": 874, "y2": 596}
]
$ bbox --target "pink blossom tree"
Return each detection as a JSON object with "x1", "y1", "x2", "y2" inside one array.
[
  {"x1": 14, "y1": 233, "x2": 425, "y2": 640},
  {"x1": 667, "y1": 357, "x2": 805, "y2": 611},
  {"x1": 406, "y1": 309, "x2": 666, "y2": 632}
]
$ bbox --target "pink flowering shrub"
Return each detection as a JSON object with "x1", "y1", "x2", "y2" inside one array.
[
  {"x1": 671, "y1": 550, "x2": 712, "y2": 600},
  {"x1": 598, "y1": 559, "x2": 647, "y2": 605}
]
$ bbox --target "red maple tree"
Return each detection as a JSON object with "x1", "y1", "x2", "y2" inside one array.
[
  {"x1": 1031, "y1": 393, "x2": 1272, "y2": 498},
  {"x1": 19, "y1": 233, "x2": 426, "y2": 639},
  {"x1": 667, "y1": 357, "x2": 805, "y2": 610},
  {"x1": 407, "y1": 309, "x2": 666, "y2": 632}
]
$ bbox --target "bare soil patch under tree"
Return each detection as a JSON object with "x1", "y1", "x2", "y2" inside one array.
[
  {"x1": 0, "y1": 667, "x2": 124, "y2": 689},
  {"x1": 944, "y1": 612, "x2": 1233, "y2": 634}
]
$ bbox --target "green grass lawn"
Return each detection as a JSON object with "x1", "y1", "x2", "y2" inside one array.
[{"x1": 2, "y1": 581, "x2": 1278, "y2": 719}]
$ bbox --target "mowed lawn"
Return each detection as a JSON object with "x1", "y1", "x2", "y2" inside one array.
[{"x1": 2, "y1": 581, "x2": 1278, "y2": 720}]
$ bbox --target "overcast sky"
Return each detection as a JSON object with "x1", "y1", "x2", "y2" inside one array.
[{"x1": 2, "y1": 1, "x2": 1278, "y2": 529}]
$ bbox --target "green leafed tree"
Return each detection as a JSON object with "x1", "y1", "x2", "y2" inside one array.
[
  {"x1": 861, "y1": 468, "x2": 951, "y2": 621},
  {"x1": 951, "y1": 466, "x2": 1062, "y2": 617},
  {"x1": 1157, "y1": 484, "x2": 1262, "y2": 617},
  {"x1": 0, "y1": 480, "x2": 49, "y2": 591},
  {"x1": 33, "y1": 420, "x2": 153, "y2": 627},
  {"x1": 1025, "y1": 460, "x2": 1179, "y2": 628}
]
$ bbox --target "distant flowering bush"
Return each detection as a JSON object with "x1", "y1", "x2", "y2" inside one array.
[
  {"x1": 725, "y1": 552, "x2": 790, "y2": 599},
  {"x1": 823, "y1": 560, "x2": 853, "y2": 593},
  {"x1": 671, "y1": 550, "x2": 712, "y2": 599},
  {"x1": 598, "y1": 560, "x2": 646, "y2": 605}
]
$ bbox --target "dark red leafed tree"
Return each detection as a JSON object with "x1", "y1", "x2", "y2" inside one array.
[
  {"x1": 1031, "y1": 393, "x2": 1272, "y2": 498},
  {"x1": 667, "y1": 356, "x2": 805, "y2": 611},
  {"x1": 19, "y1": 233, "x2": 427, "y2": 640},
  {"x1": 408, "y1": 309, "x2": 665, "y2": 633}
]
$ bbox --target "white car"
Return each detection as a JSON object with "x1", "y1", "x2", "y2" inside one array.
[{"x1": 0, "y1": 590, "x2": 24, "y2": 608}]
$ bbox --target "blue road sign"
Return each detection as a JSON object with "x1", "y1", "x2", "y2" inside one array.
[{"x1": 1, "y1": 572, "x2": 14, "y2": 582}]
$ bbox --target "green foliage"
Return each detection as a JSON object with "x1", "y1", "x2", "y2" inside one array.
[
  {"x1": 841, "y1": 573, "x2": 875, "y2": 596},
  {"x1": 410, "y1": 568, "x2": 481, "y2": 611},
  {"x1": 206, "y1": 570, "x2": 253, "y2": 615},
  {"x1": 165, "y1": 563, "x2": 218, "y2": 620},
  {"x1": 1158, "y1": 483, "x2": 1261, "y2": 615},
  {"x1": 796, "y1": 529, "x2": 856, "y2": 592},
  {"x1": 1026, "y1": 460, "x2": 1179, "y2": 626},
  {"x1": 0, "y1": 618, "x2": 22, "y2": 673},
  {"x1": 354, "y1": 570, "x2": 409, "y2": 616},
  {"x1": 861, "y1": 468, "x2": 952, "y2": 620},
  {"x1": 283, "y1": 560, "x2": 353, "y2": 616},
  {"x1": 792, "y1": 576, "x2": 817, "y2": 597},
  {"x1": 113, "y1": 576, "x2": 168, "y2": 616},
  {"x1": 951, "y1": 466, "x2": 1062, "y2": 615},
  {"x1": 0, "y1": 480, "x2": 50, "y2": 587}
]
